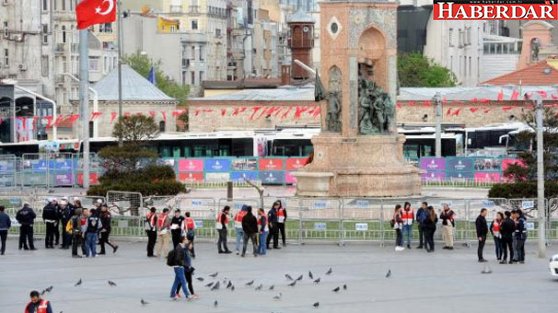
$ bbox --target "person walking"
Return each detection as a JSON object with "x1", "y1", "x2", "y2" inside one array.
[
  {"x1": 98, "y1": 204, "x2": 118, "y2": 255},
  {"x1": 216, "y1": 206, "x2": 232, "y2": 254},
  {"x1": 513, "y1": 209, "x2": 527, "y2": 264},
  {"x1": 490, "y1": 212, "x2": 504, "y2": 261},
  {"x1": 401, "y1": 202, "x2": 414, "y2": 249},
  {"x1": 257, "y1": 208, "x2": 269, "y2": 255},
  {"x1": 70, "y1": 208, "x2": 83, "y2": 258},
  {"x1": 439, "y1": 204, "x2": 455, "y2": 250},
  {"x1": 170, "y1": 209, "x2": 185, "y2": 249},
  {"x1": 393, "y1": 204, "x2": 404, "y2": 251},
  {"x1": 49, "y1": 198, "x2": 60, "y2": 246},
  {"x1": 16, "y1": 202, "x2": 37, "y2": 251},
  {"x1": 266, "y1": 203, "x2": 280, "y2": 249},
  {"x1": 233, "y1": 205, "x2": 248, "y2": 255},
  {"x1": 144, "y1": 207, "x2": 157, "y2": 257},
  {"x1": 170, "y1": 236, "x2": 191, "y2": 301},
  {"x1": 423, "y1": 206, "x2": 438, "y2": 252},
  {"x1": 84, "y1": 209, "x2": 102, "y2": 258},
  {"x1": 42, "y1": 199, "x2": 58, "y2": 249},
  {"x1": 58, "y1": 200, "x2": 74, "y2": 249},
  {"x1": 241, "y1": 206, "x2": 258, "y2": 257},
  {"x1": 155, "y1": 208, "x2": 171, "y2": 259},
  {"x1": 276, "y1": 200, "x2": 287, "y2": 246},
  {"x1": 184, "y1": 212, "x2": 196, "y2": 258},
  {"x1": 0, "y1": 205, "x2": 11, "y2": 255},
  {"x1": 24, "y1": 290, "x2": 53, "y2": 313},
  {"x1": 175, "y1": 237, "x2": 198, "y2": 299},
  {"x1": 475, "y1": 208, "x2": 489, "y2": 262},
  {"x1": 500, "y1": 211, "x2": 515, "y2": 264},
  {"x1": 415, "y1": 202, "x2": 428, "y2": 249}
]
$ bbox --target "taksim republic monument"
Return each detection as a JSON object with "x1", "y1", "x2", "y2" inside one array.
[{"x1": 293, "y1": 0, "x2": 422, "y2": 197}]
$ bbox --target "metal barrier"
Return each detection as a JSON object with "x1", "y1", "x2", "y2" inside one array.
[
  {"x1": 0, "y1": 155, "x2": 17, "y2": 188},
  {"x1": 294, "y1": 198, "x2": 342, "y2": 245},
  {"x1": 106, "y1": 191, "x2": 144, "y2": 217},
  {"x1": 341, "y1": 198, "x2": 385, "y2": 246}
]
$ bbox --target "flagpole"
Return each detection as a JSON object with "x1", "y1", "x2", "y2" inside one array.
[
  {"x1": 117, "y1": 0, "x2": 123, "y2": 147},
  {"x1": 79, "y1": 0, "x2": 90, "y2": 189}
]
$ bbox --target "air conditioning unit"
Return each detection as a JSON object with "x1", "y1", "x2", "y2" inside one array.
[{"x1": 18, "y1": 64, "x2": 27, "y2": 71}]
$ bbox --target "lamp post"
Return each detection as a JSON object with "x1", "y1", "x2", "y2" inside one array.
[
  {"x1": 117, "y1": 0, "x2": 123, "y2": 147},
  {"x1": 535, "y1": 97, "x2": 546, "y2": 258},
  {"x1": 433, "y1": 92, "x2": 442, "y2": 158}
]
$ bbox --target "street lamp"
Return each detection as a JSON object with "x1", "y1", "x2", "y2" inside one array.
[
  {"x1": 433, "y1": 92, "x2": 442, "y2": 158},
  {"x1": 532, "y1": 94, "x2": 546, "y2": 258}
]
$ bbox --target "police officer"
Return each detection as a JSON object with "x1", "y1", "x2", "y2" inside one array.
[
  {"x1": 42, "y1": 199, "x2": 58, "y2": 249},
  {"x1": 58, "y1": 200, "x2": 74, "y2": 249},
  {"x1": 513, "y1": 209, "x2": 527, "y2": 264},
  {"x1": 266, "y1": 203, "x2": 280, "y2": 250},
  {"x1": 16, "y1": 202, "x2": 37, "y2": 250}
]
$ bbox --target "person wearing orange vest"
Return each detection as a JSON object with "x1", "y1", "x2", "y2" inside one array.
[
  {"x1": 401, "y1": 202, "x2": 414, "y2": 249},
  {"x1": 216, "y1": 206, "x2": 232, "y2": 254},
  {"x1": 183, "y1": 211, "x2": 196, "y2": 258},
  {"x1": 233, "y1": 205, "x2": 249, "y2": 255},
  {"x1": 257, "y1": 208, "x2": 269, "y2": 255},
  {"x1": 24, "y1": 290, "x2": 53, "y2": 313},
  {"x1": 276, "y1": 200, "x2": 287, "y2": 247},
  {"x1": 144, "y1": 207, "x2": 158, "y2": 257},
  {"x1": 155, "y1": 208, "x2": 171, "y2": 258},
  {"x1": 490, "y1": 211, "x2": 504, "y2": 261}
]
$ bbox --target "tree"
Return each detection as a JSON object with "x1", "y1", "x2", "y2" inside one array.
[
  {"x1": 113, "y1": 115, "x2": 159, "y2": 143},
  {"x1": 398, "y1": 53, "x2": 457, "y2": 87},
  {"x1": 124, "y1": 52, "x2": 190, "y2": 104},
  {"x1": 177, "y1": 110, "x2": 189, "y2": 131}
]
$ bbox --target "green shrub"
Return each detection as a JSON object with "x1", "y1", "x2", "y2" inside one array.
[{"x1": 488, "y1": 181, "x2": 558, "y2": 199}]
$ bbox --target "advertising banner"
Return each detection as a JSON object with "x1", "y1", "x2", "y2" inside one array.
[
  {"x1": 50, "y1": 159, "x2": 74, "y2": 170},
  {"x1": 31, "y1": 160, "x2": 48, "y2": 173},
  {"x1": 230, "y1": 171, "x2": 259, "y2": 182},
  {"x1": 178, "y1": 159, "x2": 204, "y2": 172},
  {"x1": 231, "y1": 158, "x2": 258, "y2": 171},
  {"x1": 286, "y1": 158, "x2": 307, "y2": 170},
  {"x1": 446, "y1": 171, "x2": 475, "y2": 179},
  {"x1": 446, "y1": 157, "x2": 474, "y2": 172},
  {"x1": 259, "y1": 171, "x2": 285, "y2": 185},
  {"x1": 77, "y1": 173, "x2": 99, "y2": 185},
  {"x1": 474, "y1": 172, "x2": 501, "y2": 182},
  {"x1": 285, "y1": 172, "x2": 297, "y2": 184},
  {"x1": 419, "y1": 158, "x2": 446, "y2": 171},
  {"x1": 178, "y1": 172, "x2": 204, "y2": 182},
  {"x1": 205, "y1": 172, "x2": 230, "y2": 182},
  {"x1": 55, "y1": 173, "x2": 74, "y2": 186},
  {"x1": 473, "y1": 158, "x2": 501, "y2": 171},
  {"x1": 204, "y1": 159, "x2": 231, "y2": 172},
  {"x1": 0, "y1": 160, "x2": 15, "y2": 173},
  {"x1": 259, "y1": 158, "x2": 284, "y2": 171},
  {"x1": 421, "y1": 171, "x2": 446, "y2": 181}
]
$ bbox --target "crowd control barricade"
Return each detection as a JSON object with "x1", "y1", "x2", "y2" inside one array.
[
  {"x1": 340, "y1": 198, "x2": 385, "y2": 246},
  {"x1": 21, "y1": 154, "x2": 49, "y2": 188},
  {"x1": 507, "y1": 198, "x2": 544, "y2": 240},
  {"x1": 294, "y1": 198, "x2": 342, "y2": 245},
  {"x1": 106, "y1": 191, "x2": 144, "y2": 217},
  {"x1": 68, "y1": 195, "x2": 107, "y2": 210},
  {"x1": 0, "y1": 196, "x2": 24, "y2": 235},
  {"x1": 0, "y1": 155, "x2": 17, "y2": 188},
  {"x1": 48, "y1": 153, "x2": 75, "y2": 187},
  {"x1": 465, "y1": 198, "x2": 509, "y2": 245},
  {"x1": 172, "y1": 196, "x2": 217, "y2": 239},
  {"x1": 431, "y1": 199, "x2": 469, "y2": 245},
  {"x1": 217, "y1": 198, "x2": 260, "y2": 239},
  {"x1": 378, "y1": 198, "x2": 430, "y2": 247},
  {"x1": 547, "y1": 198, "x2": 558, "y2": 243},
  {"x1": 262, "y1": 196, "x2": 300, "y2": 244}
]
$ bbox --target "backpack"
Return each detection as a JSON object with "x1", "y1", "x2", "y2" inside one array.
[
  {"x1": 166, "y1": 249, "x2": 176, "y2": 267},
  {"x1": 65, "y1": 219, "x2": 74, "y2": 234},
  {"x1": 389, "y1": 219, "x2": 395, "y2": 229}
]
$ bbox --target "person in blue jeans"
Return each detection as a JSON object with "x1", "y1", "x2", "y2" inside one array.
[
  {"x1": 257, "y1": 208, "x2": 269, "y2": 255},
  {"x1": 170, "y1": 236, "x2": 191, "y2": 301},
  {"x1": 84, "y1": 209, "x2": 102, "y2": 258},
  {"x1": 401, "y1": 202, "x2": 415, "y2": 249},
  {"x1": 233, "y1": 205, "x2": 248, "y2": 255}
]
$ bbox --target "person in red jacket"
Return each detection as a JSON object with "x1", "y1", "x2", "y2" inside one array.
[{"x1": 24, "y1": 290, "x2": 53, "y2": 313}]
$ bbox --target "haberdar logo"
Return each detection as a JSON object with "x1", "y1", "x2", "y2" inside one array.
[{"x1": 434, "y1": 0, "x2": 558, "y2": 20}]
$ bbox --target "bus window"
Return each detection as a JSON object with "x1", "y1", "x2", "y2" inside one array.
[
  {"x1": 173, "y1": 147, "x2": 181, "y2": 158},
  {"x1": 160, "y1": 146, "x2": 171, "y2": 158},
  {"x1": 184, "y1": 146, "x2": 191, "y2": 157}
]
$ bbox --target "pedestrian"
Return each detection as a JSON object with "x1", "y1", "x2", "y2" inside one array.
[
  {"x1": 241, "y1": 206, "x2": 258, "y2": 257},
  {"x1": 490, "y1": 212, "x2": 504, "y2": 261},
  {"x1": 170, "y1": 235, "x2": 191, "y2": 301},
  {"x1": 513, "y1": 209, "x2": 527, "y2": 264},
  {"x1": 216, "y1": 206, "x2": 232, "y2": 254},
  {"x1": 42, "y1": 199, "x2": 58, "y2": 249},
  {"x1": 144, "y1": 207, "x2": 157, "y2": 257},
  {"x1": 16, "y1": 202, "x2": 36, "y2": 251},
  {"x1": 233, "y1": 205, "x2": 248, "y2": 255},
  {"x1": 0, "y1": 205, "x2": 11, "y2": 255},
  {"x1": 58, "y1": 200, "x2": 74, "y2": 249},
  {"x1": 401, "y1": 202, "x2": 414, "y2": 249},
  {"x1": 70, "y1": 208, "x2": 83, "y2": 258},
  {"x1": 276, "y1": 200, "x2": 287, "y2": 246},
  {"x1": 475, "y1": 208, "x2": 488, "y2": 262},
  {"x1": 439, "y1": 204, "x2": 455, "y2": 250},
  {"x1": 84, "y1": 208, "x2": 102, "y2": 258},
  {"x1": 392, "y1": 204, "x2": 404, "y2": 251},
  {"x1": 98, "y1": 204, "x2": 118, "y2": 255},
  {"x1": 175, "y1": 238, "x2": 198, "y2": 299},
  {"x1": 423, "y1": 206, "x2": 438, "y2": 252},
  {"x1": 50, "y1": 198, "x2": 60, "y2": 246},
  {"x1": 266, "y1": 203, "x2": 280, "y2": 250},
  {"x1": 170, "y1": 209, "x2": 185, "y2": 249},
  {"x1": 184, "y1": 211, "x2": 196, "y2": 258},
  {"x1": 415, "y1": 201, "x2": 428, "y2": 249},
  {"x1": 257, "y1": 208, "x2": 269, "y2": 255},
  {"x1": 79, "y1": 208, "x2": 89, "y2": 256},
  {"x1": 24, "y1": 290, "x2": 53, "y2": 313},
  {"x1": 500, "y1": 211, "x2": 515, "y2": 264},
  {"x1": 155, "y1": 208, "x2": 171, "y2": 258}
]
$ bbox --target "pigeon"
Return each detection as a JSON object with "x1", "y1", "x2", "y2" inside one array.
[
  {"x1": 205, "y1": 282, "x2": 215, "y2": 288},
  {"x1": 313, "y1": 302, "x2": 320, "y2": 308},
  {"x1": 226, "y1": 281, "x2": 233, "y2": 289},
  {"x1": 313, "y1": 278, "x2": 321, "y2": 284},
  {"x1": 308, "y1": 271, "x2": 314, "y2": 279},
  {"x1": 325, "y1": 268, "x2": 332, "y2": 275},
  {"x1": 210, "y1": 281, "x2": 220, "y2": 291},
  {"x1": 74, "y1": 279, "x2": 82, "y2": 287},
  {"x1": 343, "y1": 284, "x2": 347, "y2": 290},
  {"x1": 40, "y1": 289, "x2": 47, "y2": 296},
  {"x1": 296, "y1": 275, "x2": 303, "y2": 281},
  {"x1": 481, "y1": 264, "x2": 493, "y2": 274},
  {"x1": 268, "y1": 285, "x2": 275, "y2": 290},
  {"x1": 385, "y1": 269, "x2": 392, "y2": 278},
  {"x1": 209, "y1": 272, "x2": 218, "y2": 278},
  {"x1": 196, "y1": 277, "x2": 204, "y2": 282},
  {"x1": 245, "y1": 280, "x2": 254, "y2": 286},
  {"x1": 285, "y1": 274, "x2": 293, "y2": 281},
  {"x1": 288, "y1": 280, "x2": 297, "y2": 287},
  {"x1": 255, "y1": 284, "x2": 263, "y2": 291},
  {"x1": 108, "y1": 280, "x2": 117, "y2": 287},
  {"x1": 214, "y1": 300, "x2": 218, "y2": 307},
  {"x1": 45, "y1": 286, "x2": 53, "y2": 293},
  {"x1": 140, "y1": 298, "x2": 149, "y2": 305},
  {"x1": 231, "y1": 285, "x2": 235, "y2": 291},
  {"x1": 332, "y1": 286, "x2": 340, "y2": 292},
  {"x1": 273, "y1": 292, "x2": 282, "y2": 300}
]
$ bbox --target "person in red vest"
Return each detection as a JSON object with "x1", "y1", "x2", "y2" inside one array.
[
  {"x1": 24, "y1": 290, "x2": 53, "y2": 313},
  {"x1": 233, "y1": 205, "x2": 248, "y2": 255},
  {"x1": 490, "y1": 212, "x2": 504, "y2": 261},
  {"x1": 401, "y1": 202, "x2": 415, "y2": 249},
  {"x1": 156, "y1": 208, "x2": 171, "y2": 258},
  {"x1": 184, "y1": 211, "x2": 196, "y2": 258},
  {"x1": 144, "y1": 207, "x2": 158, "y2": 257},
  {"x1": 216, "y1": 206, "x2": 232, "y2": 254},
  {"x1": 276, "y1": 200, "x2": 287, "y2": 247}
]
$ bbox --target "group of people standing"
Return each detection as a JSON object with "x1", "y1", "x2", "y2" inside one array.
[
  {"x1": 216, "y1": 200, "x2": 287, "y2": 257},
  {"x1": 476, "y1": 208, "x2": 527, "y2": 264},
  {"x1": 144, "y1": 207, "x2": 196, "y2": 259}
]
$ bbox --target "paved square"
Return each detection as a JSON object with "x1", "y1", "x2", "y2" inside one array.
[{"x1": 1, "y1": 238, "x2": 557, "y2": 313}]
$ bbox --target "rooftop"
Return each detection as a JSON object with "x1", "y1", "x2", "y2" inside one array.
[
  {"x1": 191, "y1": 84, "x2": 316, "y2": 101},
  {"x1": 481, "y1": 59, "x2": 558, "y2": 86}
]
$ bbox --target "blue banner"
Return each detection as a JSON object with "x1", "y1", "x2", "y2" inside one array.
[
  {"x1": 446, "y1": 157, "x2": 474, "y2": 172},
  {"x1": 204, "y1": 159, "x2": 231, "y2": 172},
  {"x1": 31, "y1": 160, "x2": 48, "y2": 173},
  {"x1": 259, "y1": 171, "x2": 285, "y2": 185},
  {"x1": 446, "y1": 171, "x2": 475, "y2": 179},
  {"x1": 230, "y1": 171, "x2": 259, "y2": 182},
  {"x1": 0, "y1": 160, "x2": 15, "y2": 173},
  {"x1": 49, "y1": 159, "x2": 74, "y2": 170}
]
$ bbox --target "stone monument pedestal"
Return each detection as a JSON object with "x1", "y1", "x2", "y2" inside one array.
[{"x1": 293, "y1": 133, "x2": 421, "y2": 197}]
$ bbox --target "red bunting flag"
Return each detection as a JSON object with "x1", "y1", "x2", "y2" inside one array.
[
  {"x1": 221, "y1": 109, "x2": 227, "y2": 116},
  {"x1": 451, "y1": 109, "x2": 461, "y2": 116},
  {"x1": 502, "y1": 106, "x2": 514, "y2": 111},
  {"x1": 311, "y1": 106, "x2": 321, "y2": 117},
  {"x1": 446, "y1": 108, "x2": 452, "y2": 116},
  {"x1": 249, "y1": 106, "x2": 262, "y2": 120},
  {"x1": 510, "y1": 90, "x2": 519, "y2": 100},
  {"x1": 497, "y1": 89, "x2": 504, "y2": 101},
  {"x1": 90, "y1": 111, "x2": 102, "y2": 121},
  {"x1": 68, "y1": 114, "x2": 81, "y2": 125},
  {"x1": 110, "y1": 112, "x2": 117, "y2": 123},
  {"x1": 76, "y1": 0, "x2": 117, "y2": 30},
  {"x1": 294, "y1": 106, "x2": 309, "y2": 119},
  {"x1": 408, "y1": 101, "x2": 416, "y2": 107},
  {"x1": 149, "y1": 111, "x2": 156, "y2": 118},
  {"x1": 469, "y1": 107, "x2": 479, "y2": 113},
  {"x1": 551, "y1": 93, "x2": 558, "y2": 100},
  {"x1": 422, "y1": 100, "x2": 431, "y2": 107},
  {"x1": 161, "y1": 111, "x2": 167, "y2": 121},
  {"x1": 396, "y1": 103, "x2": 402, "y2": 109},
  {"x1": 442, "y1": 97, "x2": 448, "y2": 104},
  {"x1": 53, "y1": 116, "x2": 66, "y2": 127},
  {"x1": 537, "y1": 90, "x2": 548, "y2": 99},
  {"x1": 479, "y1": 98, "x2": 490, "y2": 103},
  {"x1": 281, "y1": 107, "x2": 293, "y2": 119},
  {"x1": 172, "y1": 110, "x2": 184, "y2": 117}
]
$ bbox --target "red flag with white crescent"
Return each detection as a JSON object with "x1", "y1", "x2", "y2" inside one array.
[{"x1": 76, "y1": 0, "x2": 117, "y2": 30}]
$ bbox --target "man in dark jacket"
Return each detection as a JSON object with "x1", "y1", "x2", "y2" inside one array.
[
  {"x1": 500, "y1": 211, "x2": 515, "y2": 264},
  {"x1": 16, "y1": 203, "x2": 37, "y2": 250},
  {"x1": 513, "y1": 209, "x2": 527, "y2": 264},
  {"x1": 58, "y1": 200, "x2": 74, "y2": 249},
  {"x1": 415, "y1": 201, "x2": 428, "y2": 249},
  {"x1": 266, "y1": 205, "x2": 280, "y2": 249},
  {"x1": 42, "y1": 199, "x2": 58, "y2": 249},
  {"x1": 475, "y1": 208, "x2": 489, "y2": 262},
  {"x1": 241, "y1": 206, "x2": 258, "y2": 257},
  {"x1": 170, "y1": 236, "x2": 191, "y2": 300},
  {"x1": 0, "y1": 205, "x2": 11, "y2": 255},
  {"x1": 70, "y1": 209, "x2": 84, "y2": 258}
]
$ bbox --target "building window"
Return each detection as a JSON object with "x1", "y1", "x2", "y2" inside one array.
[
  {"x1": 448, "y1": 28, "x2": 454, "y2": 47},
  {"x1": 70, "y1": 0, "x2": 74, "y2": 11},
  {"x1": 170, "y1": 25, "x2": 176, "y2": 32},
  {"x1": 89, "y1": 121, "x2": 94, "y2": 138},
  {"x1": 182, "y1": 71, "x2": 186, "y2": 86},
  {"x1": 191, "y1": 46, "x2": 195, "y2": 60},
  {"x1": 191, "y1": 71, "x2": 195, "y2": 85},
  {"x1": 469, "y1": 56, "x2": 472, "y2": 77},
  {"x1": 53, "y1": 0, "x2": 57, "y2": 10},
  {"x1": 41, "y1": 56, "x2": 49, "y2": 77},
  {"x1": 216, "y1": 28, "x2": 221, "y2": 37},
  {"x1": 191, "y1": 20, "x2": 198, "y2": 30},
  {"x1": 159, "y1": 121, "x2": 166, "y2": 132},
  {"x1": 42, "y1": 24, "x2": 49, "y2": 44},
  {"x1": 3, "y1": 49, "x2": 8, "y2": 67},
  {"x1": 449, "y1": 55, "x2": 453, "y2": 72},
  {"x1": 99, "y1": 23, "x2": 112, "y2": 33},
  {"x1": 199, "y1": 45, "x2": 203, "y2": 61},
  {"x1": 61, "y1": 0, "x2": 66, "y2": 10},
  {"x1": 199, "y1": 71, "x2": 204, "y2": 83},
  {"x1": 42, "y1": 0, "x2": 48, "y2": 10},
  {"x1": 89, "y1": 56, "x2": 99, "y2": 71},
  {"x1": 62, "y1": 25, "x2": 67, "y2": 43}
]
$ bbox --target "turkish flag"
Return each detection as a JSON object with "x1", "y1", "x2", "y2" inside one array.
[{"x1": 76, "y1": 0, "x2": 117, "y2": 30}]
